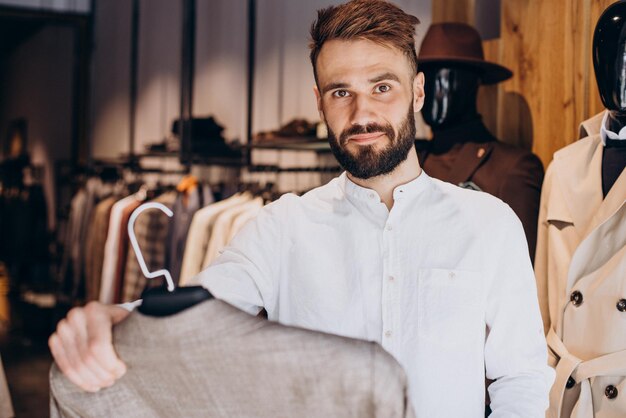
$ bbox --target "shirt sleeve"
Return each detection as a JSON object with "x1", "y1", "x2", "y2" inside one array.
[
  {"x1": 193, "y1": 200, "x2": 283, "y2": 316},
  {"x1": 484, "y1": 209, "x2": 555, "y2": 417}
]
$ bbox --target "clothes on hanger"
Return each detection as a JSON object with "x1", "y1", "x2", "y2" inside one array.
[
  {"x1": 165, "y1": 177, "x2": 214, "y2": 285},
  {"x1": 178, "y1": 192, "x2": 253, "y2": 286},
  {"x1": 50, "y1": 299, "x2": 415, "y2": 418},
  {"x1": 202, "y1": 196, "x2": 264, "y2": 270},
  {"x1": 84, "y1": 196, "x2": 117, "y2": 302},
  {"x1": 535, "y1": 111, "x2": 626, "y2": 417},
  {"x1": 123, "y1": 191, "x2": 176, "y2": 302},
  {"x1": 99, "y1": 193, "x2": 141, "y2": 304},
  {"x1": 0, "y1": 355, "x2": 13, "y2": 418},
  {"x1": 0, "y1": 156, "x2": 49, "y2": 292}
]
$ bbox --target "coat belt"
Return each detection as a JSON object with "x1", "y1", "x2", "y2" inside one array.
[{"x1": 547, "y1": 329, "x2": 626, "y2": 418}]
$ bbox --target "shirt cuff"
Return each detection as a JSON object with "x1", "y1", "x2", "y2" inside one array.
[{"x1": 118, "y1": 299, "x2": 143, "y2": 312}]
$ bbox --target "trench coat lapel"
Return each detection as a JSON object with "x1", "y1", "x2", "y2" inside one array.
[
  {"x1": 578, "y1": 111, "x2": 604, "y2": 139},
  {"x1": 566, "y1": 201, "x2": 626, "y2": 294},
  {"x1": 583, "y1": 166, "x2": 626, "y2": 238},
  {"x1": 550, "y1": 135, "x2": 604, "y2": 239}
]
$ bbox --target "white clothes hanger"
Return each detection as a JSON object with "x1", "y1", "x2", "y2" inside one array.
[{"x1": 127, "y1": 202, "x2": 175, "y2": 292}]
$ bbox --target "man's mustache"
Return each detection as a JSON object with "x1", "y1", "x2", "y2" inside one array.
[{"x1": 340, "y1": 123, "x2": 395, "y2": 145}]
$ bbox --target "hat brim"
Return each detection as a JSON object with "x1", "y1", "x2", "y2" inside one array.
[{"x1": 417, "y1": 57, "x2": 513, "y2": 85}]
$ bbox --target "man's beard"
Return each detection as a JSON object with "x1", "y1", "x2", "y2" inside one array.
[{"x1": 327, "y1": 103, "x2": 416, "y2": 180}]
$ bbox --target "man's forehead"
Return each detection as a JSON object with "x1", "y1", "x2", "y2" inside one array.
[{"x1": 316, "y1": 39, "x2": 411, "y2": 84}]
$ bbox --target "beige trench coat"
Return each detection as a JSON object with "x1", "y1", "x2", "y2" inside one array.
[{"x1": 535, "y1": 113, "x2": 626, "y2": 418}]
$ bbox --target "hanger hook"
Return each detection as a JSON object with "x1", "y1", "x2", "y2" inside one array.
[{"x1": 128, "y1": 202, "x2": 175, "y2": 292}]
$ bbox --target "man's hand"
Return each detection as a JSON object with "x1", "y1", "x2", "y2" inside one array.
[{"x1": 48, "y1": 302, "x2": 130, "y2": 392}]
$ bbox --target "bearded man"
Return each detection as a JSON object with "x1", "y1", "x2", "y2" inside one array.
[{"x1": 49, "y1": 1, "x2": 554, "y2": 416}]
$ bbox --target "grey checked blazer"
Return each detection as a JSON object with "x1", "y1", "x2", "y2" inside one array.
[{"x1": 50, "y1": 299, "x2": 414, "y2": 418}]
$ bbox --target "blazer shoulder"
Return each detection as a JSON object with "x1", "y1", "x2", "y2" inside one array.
[{"x1": 488, "y1": 141, "x2": 543, "y2": 168}]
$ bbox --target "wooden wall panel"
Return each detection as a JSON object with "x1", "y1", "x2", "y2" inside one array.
[
  {"x1": 432, "y1": 0, "x2": 474, "y2": 24},
  {"x1": 498, "y1": 0, "x2": 581, "y2": 164},
  {"x1": 432, "y1": 0, "x2": 619, "y2": 166}
]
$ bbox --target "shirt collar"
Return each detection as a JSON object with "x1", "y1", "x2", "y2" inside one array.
[
  {"x1": 340, "y1": 170, "x2": 431, "y2": 204},
  {"x1": 600, "y1": 110, "x2": 626, "y2": 145}
]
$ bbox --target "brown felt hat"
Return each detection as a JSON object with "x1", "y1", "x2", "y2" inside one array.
[{"x1": 417, "y1": 23, "x2": 513, "y2": 85}]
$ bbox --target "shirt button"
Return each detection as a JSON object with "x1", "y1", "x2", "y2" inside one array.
[
  {"x1": 386, "y1": 225, "x2": 393, "y2": 231},
  {"x1": 566, "y1": 377, "x2": 576, "y2": 389},
  {"x1": 369, "y1": 193, "x2": 376, "y2": 199},
  {"x1": 388, "y1": 276, "x2": 395, "y2": 282},
  {"x1": 448, "y1": 271, "x2": 456, "y2": 279},
  {"x1": 570, "y1": 291, "x2": 583, "y2": 307},
  {"x1": 385, "y1": 330, "x2": 392, "y2": 338},
  {"x1": 605, "y1": 385, "x2": 618, "y2": 399},
  {"x1": 617, "y1": 299, "x2": 626, "y2": 312}
]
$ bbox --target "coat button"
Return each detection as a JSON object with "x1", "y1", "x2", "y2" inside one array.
[
  {"x1": 617, "y1": 299, "x2": 626, "y2": 312},
  {"x1": 605, "y1": 385, "x2": 618, "y2": 399},
  {"x1": 566, "y1": 377, "x2": 576, "y2": 389},
  {"x1": 570, "y1": 291, "x2": 583, "y2": 307}
]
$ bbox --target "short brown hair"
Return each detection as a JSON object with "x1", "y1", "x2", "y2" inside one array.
[{"x1": 309, "y1": 0, "x2": 420, "y2": 84}]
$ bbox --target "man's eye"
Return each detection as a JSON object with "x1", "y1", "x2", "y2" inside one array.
[
  {"x1": 375, "y1": 84, "x2": 391, "y2": 93},
  {"x1": 332, "y1": 90, "x2": 349, "y2": 98}
]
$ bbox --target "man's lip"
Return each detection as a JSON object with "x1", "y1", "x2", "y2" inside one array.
[{"x1": 347, "y1": 132, "x2": 385, "y2": 143}]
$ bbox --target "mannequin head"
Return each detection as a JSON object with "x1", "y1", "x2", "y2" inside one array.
[
  {"x1": 417, "y1": 23, "x2": 512, "y2": 133},
  {"x1": 421, "y1": 64, "x2": 481, "y2": 129},
  {"x1": 593, "y1": 1, "x2": 626, "y2": 118}
]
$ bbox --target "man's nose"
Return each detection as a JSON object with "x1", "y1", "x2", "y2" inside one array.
[{"x1": 349, "y1": 94, "x2": 377, "y2": 127}]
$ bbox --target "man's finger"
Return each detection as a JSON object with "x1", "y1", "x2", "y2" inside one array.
[
  {"x1": 56, "y1": 319, "x2": 103, "y2": 390},
  {"x1": 84, "y1": 304, "x2": 127, "y2": 378},
  {"x1": 68, "y1": 309, "x2": 116, "y2": 385},
  {"x1": 49, "y1": 334, "x2": 98, "y2": 392}
]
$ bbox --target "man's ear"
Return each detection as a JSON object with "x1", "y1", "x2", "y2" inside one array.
[
  {"x1": 413, "y1": 72, "x2": 425, "y2": 112},
  {"x1": 313, "y1": 85, "x2": 325, "y2": 122}
]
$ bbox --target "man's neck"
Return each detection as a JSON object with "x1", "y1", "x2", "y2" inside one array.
[{"x1": 346, "y1": 148, "x2": 422, "y2": 210}]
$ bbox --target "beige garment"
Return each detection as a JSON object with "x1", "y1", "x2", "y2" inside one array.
[
  {"x1": 535, "y1": 113, "x2": 626, "y2": 418},
  {"x1": 50, "y1": 299, "x2": 415, "y2": 418},
  {"x1": 84, "y1": 196, "x2": 116, "y2": 301},
  {"x1": 202, "y1": 197, "x2": 264, "y2": 268},
  {"x1": 100, "y1": 195, "x2": 138, "y2": 304},
  {"x1": 0, "y1": 355, "x2": 13, "y2": 418},
  {"x1": 225, "y1": 200, "x2": 263, "y2": 244},
  {"x1": 178, "y1": 193, "x2": 252, "y2": 286}
]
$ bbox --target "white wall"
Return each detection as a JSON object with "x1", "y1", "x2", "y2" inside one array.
[
  {"x1": 194, "y1": 0, "x2": 248, "y2": 144},
  {"x1": 134, "y1": 0, "x2": 182, "y2": 151},
  {"x1": 0, "y1": 25, "x2": 74, "y2": 229},
  {"x1": 90, "y1": 0, "x2": 432, "y2": 157},
  {"x1": 90, "y1": 0, "x2": 131, "y2": 159}
]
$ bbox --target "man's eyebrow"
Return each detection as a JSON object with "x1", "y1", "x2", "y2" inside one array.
[
  {"x1": 321, "y1": 82, "x2": 350, "y2": 94},
  {"x1": 368, "y1": 72, "x2": 401, "y2": 83}
]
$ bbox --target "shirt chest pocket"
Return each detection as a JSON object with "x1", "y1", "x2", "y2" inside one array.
[{"x1": 417, "y1": 268, "x2": 484, "y2": 348}]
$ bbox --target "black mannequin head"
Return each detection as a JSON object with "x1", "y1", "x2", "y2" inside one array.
[
  {"x1": 421, "y1": 64, "x2": 481, "y2": 130},
  {"x1": 594, "y1": 1, "x2": 626, "y2": 120}
]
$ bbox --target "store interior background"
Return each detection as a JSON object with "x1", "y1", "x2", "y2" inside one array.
[{"x1": 0, "y1": 0, "x2": 615, "y2": 416}]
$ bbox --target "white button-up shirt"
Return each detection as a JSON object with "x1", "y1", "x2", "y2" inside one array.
[
  {"x1": 197, "y1": 171, "x2": 554, "y2": 417},
  {"x1": 600, "y1": 109, "x2": 626, "y2": 145}
]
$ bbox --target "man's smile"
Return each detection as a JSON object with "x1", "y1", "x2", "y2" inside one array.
[{"x1": 347, "y1": 132, "x2": 386, "y2": 145}]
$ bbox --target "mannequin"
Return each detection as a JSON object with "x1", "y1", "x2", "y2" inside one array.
[
  {"x1": 416, "y1": 23, "x2": 544, "y2": 258},
  {"x1": 593, "y1": 1, "x2": 626, "y2": 196},
  {"x1": 535, "y1": 2, "x2": 626, "y2": 417},
  {"x1": 421, "y1": 66, "x2": 481, "y2": 130}
]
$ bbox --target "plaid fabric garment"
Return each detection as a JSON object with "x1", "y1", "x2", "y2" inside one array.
[{"x1": 123, "y1": 192, "x2": 176, "y2": 302}]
